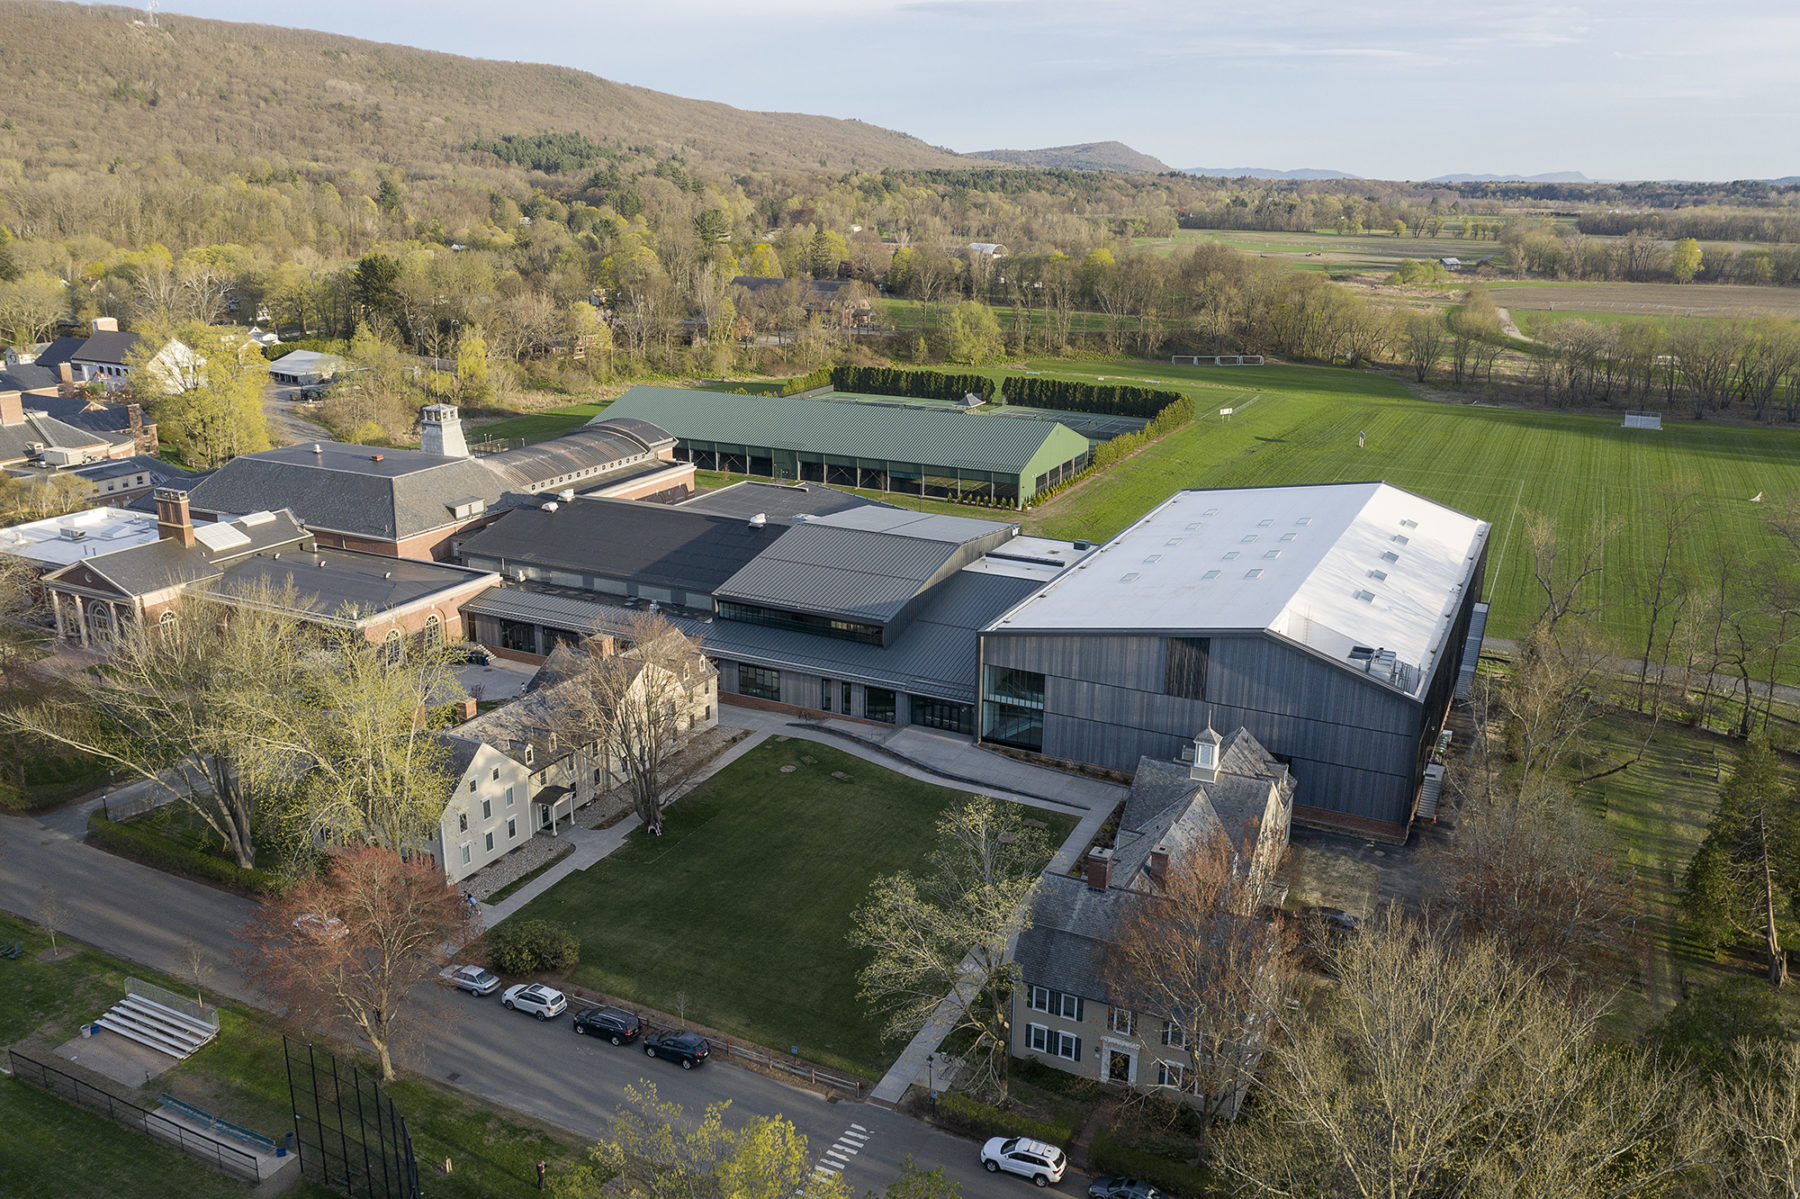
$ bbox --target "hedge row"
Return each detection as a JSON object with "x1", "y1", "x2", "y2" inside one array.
[
  {"x1": 830, "y1": 366, "x2": 996, "y2": 403},
  {"x1": 88, "y1": 809, "x2": 286, "y2": 896},
  {"x1": 1087, "y1": 1125, "x2": 1218, "y2": 1198},
  {"x1": 1029, "y1": 396, "x2": 1194, "y2": 505},
  {"x1": 1000, "y1": 375, "x2": 1186, "y2": 419},
  {"x1": 773, "y1": 366, "x2": 833, "y2": 396},
  {"x1": 930, "y1": 1092, "x2": 1076, "y2": 1150}
]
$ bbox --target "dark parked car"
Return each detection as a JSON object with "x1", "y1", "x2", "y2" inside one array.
[
  {"x1": 572, "y1": 1005, "x2": 642, "y2": 1045},
  {"x1": 1090, "y1": 1177, "x2": 1165, "y2": 1199},
  {"x1": 642, "y1": 1029, "x2": 710, "y2": 1069},
  {"x1": 446, "y1": 643, "x2": 491, "y2": 666}
]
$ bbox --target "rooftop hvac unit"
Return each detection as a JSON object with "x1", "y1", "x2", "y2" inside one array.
[
  {"x1": 748, "y1": 513, "x2": 767, "y2": 529},
  {"x1": 543, "y1": 501, "x2": 560, "y2": 512},
  {"x1": 558, "y1": 489, "x2": 575, "y2": 502},
  {"x1": 59, "y1": 527, "x2": 87, "y2": 542}
]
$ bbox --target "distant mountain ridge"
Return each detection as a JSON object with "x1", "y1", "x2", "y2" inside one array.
[
  {"x1": 0, "y1": 1, "x2": 975, "y2": 180},
  {"x1": 1184, "y1": 167, "x2": 1356, "y2": 180},
  {"x1": 969, "y1": 141, "x2": 1174, "y2": 173},
  {"x1": 1428, "y1": 171, "x2": 1592, "y2": 183}
]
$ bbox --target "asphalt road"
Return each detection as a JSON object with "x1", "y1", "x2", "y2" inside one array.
[{"x1": 0, "y1": 798, "x2": 1089, "y2": 1196}]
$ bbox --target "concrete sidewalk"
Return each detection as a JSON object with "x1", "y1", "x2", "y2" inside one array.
[{"x1": 866, "y1": 799, "x2": 1111, "y2": 1108}]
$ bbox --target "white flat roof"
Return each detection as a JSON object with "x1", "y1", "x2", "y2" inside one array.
[
  {"x1": 0, "y1": 506, "x2": 163, "y2": 567},
  {"x1": 987, "y1": 483, "x2": 1489, "y2": 698}
]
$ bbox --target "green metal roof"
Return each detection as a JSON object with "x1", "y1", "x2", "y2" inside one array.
[{"x1": 597, "y1": 387, "x2": 1091, "y2": 479}]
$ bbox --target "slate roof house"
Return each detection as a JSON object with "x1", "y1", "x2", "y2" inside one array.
[
  {"x1": 40, "y1": 489, "x2": 498, "y2": 649},
  {"x1": 0, "y1": 389, "x2": 136, "y2": 468},
  {"x1": 185, "y1": 406, "x2": 691, "y2": 561},
  {"x1": 1012, "y1": 725, "x2": 1293, "y2": 1106}
]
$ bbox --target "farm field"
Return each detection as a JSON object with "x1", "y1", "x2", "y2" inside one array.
[
  {"x1": 1133, "y1": 226, "x2": 1499, "y2": 273},
  {"x1": 512, "y1": 739, "x2": 1074, "y2": 1080},
  {"x1": 1480, "y1": 280, "x2": 1800, "y2": 319}
]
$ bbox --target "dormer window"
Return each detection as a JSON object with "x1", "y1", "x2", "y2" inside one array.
[{"x1": 524, "y1": 745, "x2": 534, "y2": 765}]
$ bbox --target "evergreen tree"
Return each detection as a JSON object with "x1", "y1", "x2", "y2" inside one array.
[{"x1": 1684, "y1": 739, "x2": 1800, "y2": 986}]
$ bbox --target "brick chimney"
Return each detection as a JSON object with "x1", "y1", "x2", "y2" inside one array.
[
  {"x1": 1147, "y1": 844, "x2": 1170, "y2": 883},
  {"x1": 57, "y1": 362, "x2": 75, "y2": 398},
  {"x1": 154, "y1": 488, "x2": 196, "y2": 548},
  {"x1": 1084, "y1": 846, "x2": 1114, "y2": 891},
  {"x1": 0, "y1": 390, "x2": 22, "y2": 427},
  {"x1": 455, "y1": 697, "x2": 478, "y2": 723}
]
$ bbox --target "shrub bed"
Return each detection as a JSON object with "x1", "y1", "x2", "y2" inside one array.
[
  {"x1": 87, "y1": 810, "x2": 285, "y2": 896},
  {"x1": 1088, "y1": 1125, "x2": 1220, "y2": 1198},
  {"x1": 488, "y1": 918, "x2": 580, "y2": 974},
  {"x1": 930, "y1": 1092, "x2": 1076, "y2": 1149}
]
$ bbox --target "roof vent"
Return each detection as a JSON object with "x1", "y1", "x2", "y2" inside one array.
[
  {"x1": 543, "y1": 501, "x2": 560, "y2": 513},
  {"x1": 1073, "y1": 539, "x2": 1090, "y2": 551},
  {"x1": 558, "y1": 489, "x2": 574, "y2": 502},
  {"x1": 312, "y1": 444, "x2": 323, "y2": 455},
  {"x1": 371, "y1": 453, "x2": 383, "y2": 462},
  {"x1": 749, "y1": 513, "x2": 767, "y2": 529}
]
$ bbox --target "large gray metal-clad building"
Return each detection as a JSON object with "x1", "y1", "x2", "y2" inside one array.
[{"x1": 978, "y1": 483, "x2": 1490, "y2": 838}]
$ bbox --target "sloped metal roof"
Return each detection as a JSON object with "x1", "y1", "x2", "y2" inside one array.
[{"x1": 596, "y1": 386, "x2": 1090, "y2": 477}]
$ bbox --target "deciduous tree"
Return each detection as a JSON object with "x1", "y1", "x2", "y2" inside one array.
[
  {"x1": 849, "y1": 796, "x2": 1047, "y2": 1102},
  {"x1": 132, "y1": 321, "x2": 272, "y2": 468},
  {"x1": 237, "y1": 845, "x2": 475, "y2": 1080},
  {"x1": 559, "y1": 612, "x2": 713, "y2": 832},
  {"x1": 1103, "y1": 833, "x2": 1293, "y2": 1152}
]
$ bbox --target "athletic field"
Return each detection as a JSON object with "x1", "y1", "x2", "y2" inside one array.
[{"x1": 1013, "y1": 359, "x2": 1800, "y2": 649}]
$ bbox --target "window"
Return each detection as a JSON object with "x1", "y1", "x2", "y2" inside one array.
[
  {"x1": 1381, "y1": 550, "x2": 1399, "y2": 563},
  {"x1": 491, "y1": 767, "x2": 500, "y2": 781},
  {"x1": 1024, "y1": 1023, "x2": 1079, "y2": 1060},
  {"x1": 1393, "y1": 534, "x2": 1410, "y2": 545},
  {"x1": 821, "y1": 678, "x2": 833, "y2": 712},
  {"x1": 459, "y1": 844, "x2": 471, "y2": 865},
  {"x1": 458, "y1": 813, "x2": 468, "y2": 833},
  {"x1": 481, "y1": 800, "x2": 491, "y2": 820},
  {"x1": 1143, "y1": 554, "x2": 1162, "y2": 564},
  {"x1": 739, "y1": 664, "x2": 781, "y2": 702},
  {"x1": 507, "y1": 818, "x2": 517, "y2": 840},
  {"x1": 1162, "y1": 1020, "x2": 1186, "y2": 1048},
  {"x1": 1240, "y1": 535, "x2": 1258, "y2": 543},
  {"x1": 384, "y1": 628, "x2": 402, "y2": 665},
  {"x1": 1158, "y1": 1060, "x2": 1187, "y2": 1089},
  {"x1": 1030, "y1": 986, "x2": 1052, "y2": 1013},
  {"x1": 1280, "y1": 532, "x2": 1298, "y2": 542},
  {"x1": 524, "y1": 745, "x2": 534, "y2": 765},
  {"x1": 1057, "y1": 992, "x2": 1083, "y2": 1021},
  {"x1": 484, "y1": 832, "x2": 494, "y2": 852},
  {"x1": 980, "y1": 668, "x2": 1040, "y2": 751},
  {"x1": 1355, "y1": 589, "x2": 1376, "y2": 602},
  {"x1": 423, "y1": 613, "x2": 442, "y2": 648},
  {"x1": 158, "y1": 610, "x2": 177, "y2": 636},
  {"x1": 505, "y1": 785, "x2": 515, "y2": 806},
  {"x1": 1109, "y1": 1007, "x2": 1136, "y2": 1035},
  {"x1": 467, "y1": 779, "x2": 476, "y2": 793},
  {"x1": 1257, "y1": 518, "x2": 1274, "y2": 527},
  {"x1": 1165, "y1": 637, "x2": 1209, "y2": 701},
  {"x1": 910, "y1": 695, "x2": 973, "y2": 735},
  {"x1": 865, "y1": 687, "x2": 897, "y2": 724}
]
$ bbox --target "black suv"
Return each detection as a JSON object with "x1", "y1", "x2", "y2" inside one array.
[
  {"x1": 642, "y1": 1030, "x2": 710, "y2": 1069},
  {"x1": 572, "y1": 1005, "x2": 642, "y2": 1045}
]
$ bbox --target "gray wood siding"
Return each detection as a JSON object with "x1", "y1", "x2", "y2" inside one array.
[{"x1": 984, "y1": 630, "x2": 1427, "y2": 825}]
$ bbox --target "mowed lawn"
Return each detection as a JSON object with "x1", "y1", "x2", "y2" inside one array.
[
  {"x1": 1006, "y1": 358, "x2": 1800, "y2": 647},
  {"x1": 466, "y1": 399, "x2": 612, "y2": 445},
  {"x1": 512, "y1": 738, "x2": 1076, "y2": 1079}
]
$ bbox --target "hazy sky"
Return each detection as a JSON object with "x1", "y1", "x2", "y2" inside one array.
[{"x1": 159, "y1": 0, "x2": 1798, "y2": 180}]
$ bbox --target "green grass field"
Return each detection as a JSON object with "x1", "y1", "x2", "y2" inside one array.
[
  {"x1": 466, "y1": 400, "x2": 612, "y2": 445},
  {"x1": 1133, "y1": 227, "x2": 1499, "y2": 274},
  {"x1": 511, "y1": 739, "x2": 1074, "y2": 1079},
  {"x1": 0, "y1": 912, "x2": 574, "y2": 1199}
]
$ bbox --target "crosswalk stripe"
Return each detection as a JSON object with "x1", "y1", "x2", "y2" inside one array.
[
  {"x1": 816, "y1": 1160, "x2": 842, "y2": 1172},
  {"x1": 833, "y1": 1143, "x2": 858, "y2": 1154},
  {"x1": 841, "y1": 1130, "x2": 869, "y2": 1141},
  {"x1": 827, "y1": 1149, "x2": 850, "y2": 1161},
  {"x1": 850, "y1": 1123, "x2": 867, "y2": 1132}
]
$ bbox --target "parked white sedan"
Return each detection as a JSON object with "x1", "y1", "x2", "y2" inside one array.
[
  {"x1": 443, "y1": 964, "x2": 501, "y2": 996},
  {"x1": 981, "y1": 1137, "x2": 1068, "y2": 1187},
  {"x1": 501, "y1": 983, "x2": 567, "y2": 1020}
]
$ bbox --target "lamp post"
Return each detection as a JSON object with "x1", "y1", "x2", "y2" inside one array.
[{"x1": 927, "y1": 1052, "x2": 937, "y2": 1099}]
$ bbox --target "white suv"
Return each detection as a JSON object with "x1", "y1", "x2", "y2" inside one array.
[
  {"x1": 501, "y1": 983, "x2": 567, "y2": 1020},
  {"x1": 981, "y1": 1136, "x2": 1068, "y2": 1187}
]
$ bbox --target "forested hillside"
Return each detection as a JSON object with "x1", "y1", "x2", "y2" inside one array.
[{"x1": 0, "y1": 0, "x2": 970, "y2": 188}]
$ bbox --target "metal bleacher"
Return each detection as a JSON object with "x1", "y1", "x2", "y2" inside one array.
[{"x1": 93, "y1": 979, "x2": 219, "y2": 1060}]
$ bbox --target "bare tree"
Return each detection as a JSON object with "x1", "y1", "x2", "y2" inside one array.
[
  {"x1": 849, "y1": 796, "x2": 1048, "y2": 1102},
  {"x1": 1502, "y1": 622, "x2": 1611, "y2": 803},
  {"x1": 1711, "y1": 1038, "x2": 1800, "y2": 1198},
  {"x1": 237, "y1": 846, "x2": 476, "y2": 1081},
  {"x1": 36, "y1": 883, "x2": 66, "y2": 952},
  {"x1": 1525, "y1": 511, "x2": 1618, "y2": 639},
  {"x1": 183, "y1": 934, "x2": 216, "y2": 1006},
  {"x1": 1633, "y1": 479, "x2": 1703, "y2": 715},
  {"x1": 1218, "y1": 916, "x2": 1708, "y2": 1198},
  {"x1": 560, "y1": 612, "x2": 714, "y2": 832},
  {"x1": 1103, "y1": 834, "x2": 1293, "y2": 1154}
]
